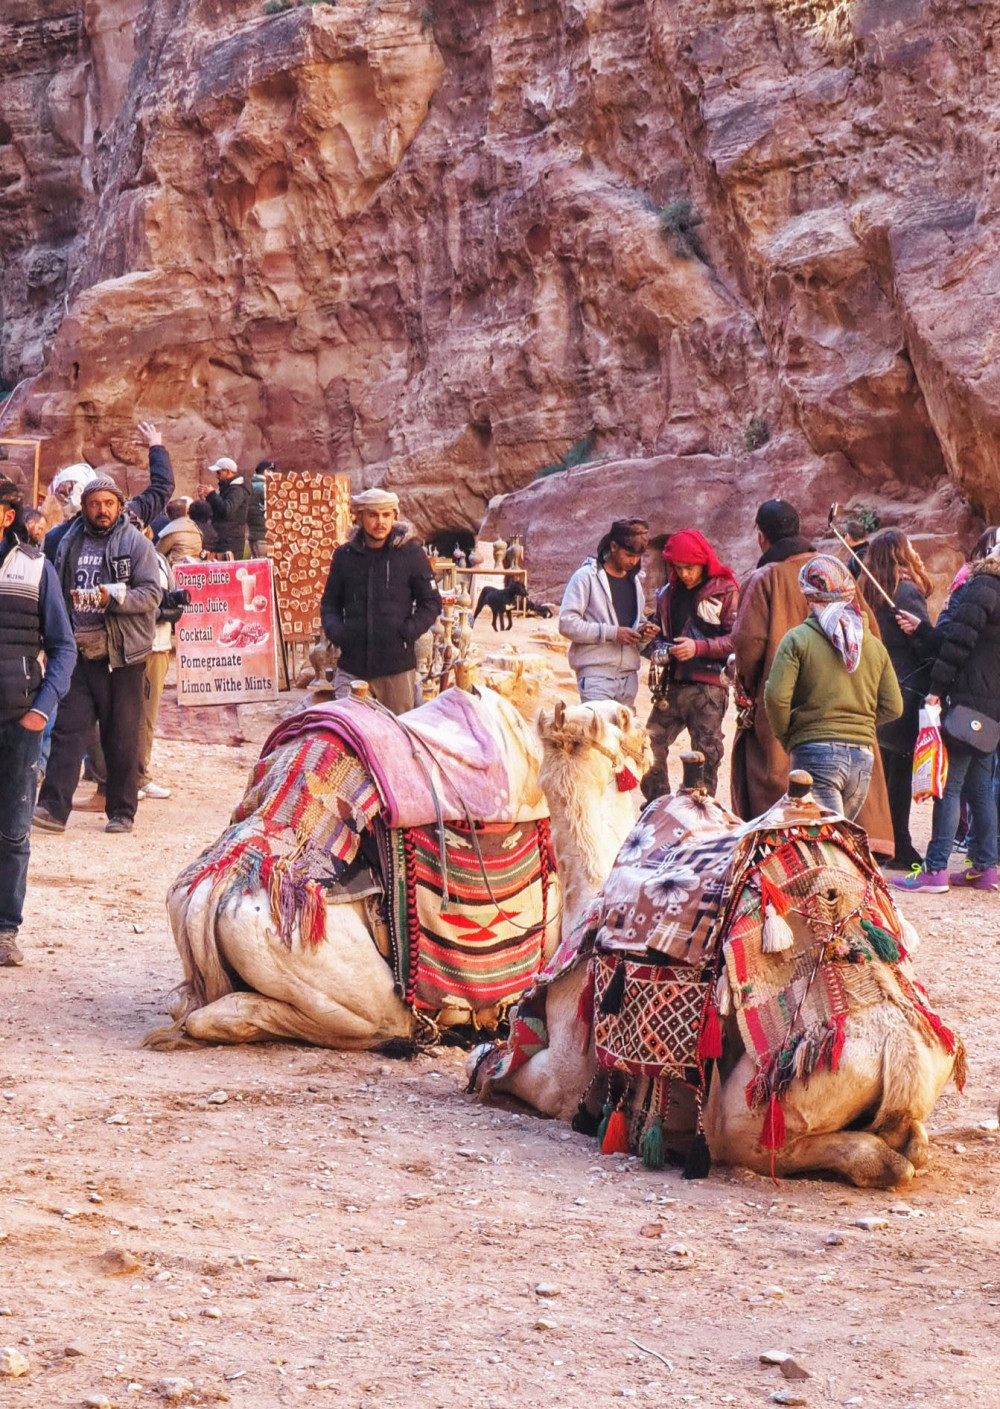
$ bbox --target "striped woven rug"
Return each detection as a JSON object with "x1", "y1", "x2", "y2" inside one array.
[{"x1": 383, "y1": 819, "x2": 555, "y2": 1016}]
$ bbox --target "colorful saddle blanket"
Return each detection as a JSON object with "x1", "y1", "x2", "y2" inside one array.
[
  {"x1": 258, "y1": 686, "x2": 547, "y2": 828},
  {"x1": 381, "y1": 818, "x2": 556, "y2": 1017}
]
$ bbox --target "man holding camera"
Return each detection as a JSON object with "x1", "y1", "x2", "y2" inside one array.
[{"x1": 642, "y1": 529, "x2": 739, "y2": 801}]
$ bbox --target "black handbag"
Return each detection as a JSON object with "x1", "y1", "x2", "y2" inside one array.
[{"x1": 942, "y1": 703, "x2": 1000, "y2": 755}]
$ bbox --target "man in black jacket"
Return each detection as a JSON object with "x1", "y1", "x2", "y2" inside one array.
[
  {"x1": 895, "y1": 554, "x2": 1000, "y2": 893},
  {"x1": 199, "y1": 455, "x2": 250, "y2": 559},
  {"x1": 0, "y1": 479, "x2": 77, "y2": 966},
  {"x1": 320, "y1": 488, "x2": 441, "y2": 714}
]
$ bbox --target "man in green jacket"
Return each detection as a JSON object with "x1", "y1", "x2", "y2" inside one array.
[{"x1": 764, "y1": 555, "x2": 902, "y2": 819}]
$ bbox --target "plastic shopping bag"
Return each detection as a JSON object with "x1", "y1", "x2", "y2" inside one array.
[{"x1": 912, "y1": 702, "x2": 948, "y2": 802}]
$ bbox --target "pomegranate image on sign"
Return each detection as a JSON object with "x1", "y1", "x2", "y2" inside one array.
[{"x1": 219, "y1": 618, "x2": 270, "y2": 649}]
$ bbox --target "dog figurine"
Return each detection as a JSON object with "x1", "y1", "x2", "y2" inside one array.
[{"x1": 473, "y1": 580, "x2": 529, "y2": 631}]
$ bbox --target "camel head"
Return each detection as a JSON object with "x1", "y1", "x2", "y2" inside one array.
[{"x1": 537, "y1": 698, "x2": 653, "y2": 790}]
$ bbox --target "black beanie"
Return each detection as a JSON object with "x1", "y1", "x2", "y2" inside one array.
[{"x1": 755, "y1": 499, "x2": 799, "y2": 542}]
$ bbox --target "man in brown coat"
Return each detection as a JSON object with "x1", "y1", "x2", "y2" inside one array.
[{"x1": 731, "y1": 499, "x2": 895, "y2": 854}]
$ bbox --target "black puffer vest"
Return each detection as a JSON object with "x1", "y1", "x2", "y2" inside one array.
[{"x1": 0, "y1": 538, "x2": 44, "y2": 725}]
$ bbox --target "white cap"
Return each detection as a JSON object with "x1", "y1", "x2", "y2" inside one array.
[
  {"x1": 208, "y1": 456, "x2": 238, "y2": 474},
  {"x1": 351, "y1": 487, "x2": 400, "y2": 511}
]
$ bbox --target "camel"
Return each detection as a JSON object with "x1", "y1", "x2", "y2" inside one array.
[
  {"x1": 471, "y1": 768, "x2": 963, "y2": 1188},
  {"x1": 150, "y1": 692, "x2": 651, "y2": 1051}
]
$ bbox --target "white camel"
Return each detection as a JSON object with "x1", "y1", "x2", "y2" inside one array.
[
  {"x1": 151, "y1": 695, "x2": 651, "y2": 1050},
  {"x1": 472, "y1": 776, "x2": 962, "y2": 1188}
]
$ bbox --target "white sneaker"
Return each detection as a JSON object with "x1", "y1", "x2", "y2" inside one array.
[{"x1": 139, "y1": 783, "x2": 172, "y2": 800}]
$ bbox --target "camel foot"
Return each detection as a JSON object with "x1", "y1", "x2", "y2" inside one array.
[{"x1": 774, "y1": 1131, "x2": 915, "y2": 1188}]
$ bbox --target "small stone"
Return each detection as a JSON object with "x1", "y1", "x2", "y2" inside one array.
[
  {"x1": 953, "y1": 1143, "x2": 967, "y2": 1154},
  {"x1": 889, "y1": 1202, "x2": 915, "y2": 1217},
  {"x1": 83, "y1": 1396, "x2": 113, "y2": 1409},
  {"x1": 759, "y1": 1351, "x2": 791, "y2": 1365},
  {"x1": 207, "y1": 1090, "x2": 228, "y2": 1106},
  {"x1": 265, "y1": 1271, "x2": 294, "y2": 1283},
  {"x1": 534, "y1": 1318, "x2": 558, "y2": 1331},
  {"x1": 534, "y1": 1283, "x2": 561, "y2": 1298},
  {"x1": 769, "y1": 1393, "x2": 808, "y2": 1406},
  {"x1": 639, "y1": 1223, "x2": 665, "y2": 1239},
  {"x1": 0, "y1": 1309, "x2": 12, "y2": 1317},
  {"x1": 63, "y1": 1343, "x2": 88, "y2": 1357},
  {"x1": 824, "y1": 1232, "x2": 843, "y2": 1245},
  {"x1": 156, "y1": 1378, "x2": 194, "y2": 1402},
  {"x1": 201, "y1": 1306, "x2": 222, "y2": 1320},
  {"x1": 0, "y1": 1347, "x2": 30, "y2": 1377},
  {"x1": 87, "y1": 1192, "x2": 103, "y2": 1204},
  {"x1": 105, "y1": 1114, "x2": 128, "y2": 1126},
  {"x1": 168, "y1": 1310, "x2": 188, "y2": 1323},
  {"x1": 854, "y1": 1216, "x2": 889, "y2": 1231},
  {"x1": 780, "y1": 1359, "x2": 811, "y2": 1380},
  {"x1": 132, "y1": 923, "x2": 145, "y2": 934},
  {"x1": 764, "y1": 1285, "x2": 785, "y2": 1299}
]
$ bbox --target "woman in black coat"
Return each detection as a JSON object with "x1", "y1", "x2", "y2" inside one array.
[{"x1": 859, "y1": 530, "x2": 936, "y2": 868}]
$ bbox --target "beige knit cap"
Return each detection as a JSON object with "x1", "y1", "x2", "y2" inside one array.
[{"x1": 351, "y1": 487, "x2": 399, "y2": 511}]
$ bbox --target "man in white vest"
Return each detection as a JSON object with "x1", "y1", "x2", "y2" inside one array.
[{"x1": 0, "y1": 478, "x2": 76, "y2": 966}]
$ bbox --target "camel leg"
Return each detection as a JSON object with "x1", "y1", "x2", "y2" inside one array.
[
  {"x1": 771, "y1": 1130, "x2": 915, "y2": 1188},
  {"x1": 182, "y1": 990, "x2": 412, "y2": 1049},
  {"x1": 477, "y1": 964, "x2": 596, "y2": 1121}
]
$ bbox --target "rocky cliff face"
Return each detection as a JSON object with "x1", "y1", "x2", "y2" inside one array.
[{"x1": 2, "y1": 0, "x2": 996, "y2": 567}]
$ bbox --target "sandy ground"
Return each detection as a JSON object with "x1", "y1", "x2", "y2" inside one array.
[{"x1": 2, "y1": 617, "x2": 999, "y2": 1409}]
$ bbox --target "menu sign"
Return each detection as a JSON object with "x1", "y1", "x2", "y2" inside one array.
[{"x1": 173, "y1": 561, "x2": 278, "y2": 705}]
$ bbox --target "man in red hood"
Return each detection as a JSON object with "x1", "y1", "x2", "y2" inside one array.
[{"x1": 642, "y1": 529, "x2": 739, "y2": 801}]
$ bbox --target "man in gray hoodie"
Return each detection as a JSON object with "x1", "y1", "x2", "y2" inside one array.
[
  {"x1": 558, "y1": 519, "x2": 654, "y2": 708},
  {"x1": 34, "y1": 476, "x2": 162, "y2": 835}
]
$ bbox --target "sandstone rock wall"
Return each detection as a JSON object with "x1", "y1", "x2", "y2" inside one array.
[{"x1": 2, "y1": 0, "x2": 997, "y2": 559}]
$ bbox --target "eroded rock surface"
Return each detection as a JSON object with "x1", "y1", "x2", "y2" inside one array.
[{"x1": 2, "y1": 0, "x2": 998, "y2": 543}]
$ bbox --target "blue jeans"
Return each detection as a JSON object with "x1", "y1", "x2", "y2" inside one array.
[
  {"x1": 577, "y1": 670, "x2": 639, "y2": 709},
  {"x1": 926, "y1": 746, "x2": 998, "y2": 873},
  {"x1": 0, "y1": 718, "x2": 44, "y2": 933},
  {"x1": 789, "y1": 741, "x2": 874, "y2": 820}
]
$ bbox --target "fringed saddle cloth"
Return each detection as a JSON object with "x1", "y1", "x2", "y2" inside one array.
[
  {"x1": 177, "y1": 734, "x2": 384, "y2": 948},
  {"x1": 720, "y1": 822, "x2": 965, "y2": 1151}
]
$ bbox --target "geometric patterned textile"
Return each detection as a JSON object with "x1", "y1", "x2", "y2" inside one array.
[
  {"x1": 383, "y1": 818, "x2": 556, "y2": 1017},
  {"x1": 593, "y1": 951, "x2": 711, "y2": 1079}
]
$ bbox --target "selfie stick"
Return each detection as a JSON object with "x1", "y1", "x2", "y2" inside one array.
[{"x1": 826, "y1": 503, "x2": 896, "y2": 609}]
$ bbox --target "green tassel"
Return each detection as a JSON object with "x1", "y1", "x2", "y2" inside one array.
[
  {"x1": 861, "y1": 919, "x2": 900, "y2": 964},
  {"x1": 596, "y1": 1101, "x2": 611, "y2": 1146},
  {"x1": 642, "y1": 1117, "x2": 665, "y2": 1170}
]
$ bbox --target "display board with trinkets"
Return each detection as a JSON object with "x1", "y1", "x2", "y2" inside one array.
[{"x1": 264, "y1": 470, "x2": 352, "y2": 642}]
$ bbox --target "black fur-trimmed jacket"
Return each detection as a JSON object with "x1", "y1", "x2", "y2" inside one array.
[
  {"x1": 928, "y1": 557, "x2": 1000, "y2": 718},
  {"x1": 320, "y1": 523, "x2": 441, "y2": 680}
]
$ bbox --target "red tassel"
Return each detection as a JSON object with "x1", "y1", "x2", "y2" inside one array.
[
  {"x1": 914, "y1": 1003, "x2": 957, "y2": 1055},
  {"x1": 759, "y1": 873, "x2": 791, "y2": 916},
  {"x1": 830, "y1": 1012, "x2": 847, "y2": 1072},
  {"x1": 602, "y1": 1108, "x2": 631, "y2": 1155},
  {"x1": 616, "y1": 765, "x2": 639, "y2": 792},
  {"x1": 760, "y1": 1094, "x2": 786, "y2": 1150},
  {"x1": 697, "y1": 1003, "x2": 723, "y2": 1060}
]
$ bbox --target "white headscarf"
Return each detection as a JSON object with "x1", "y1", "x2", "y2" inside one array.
[{"x1": 51, "y1": 463, "x2": 98, "y2": 518}]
